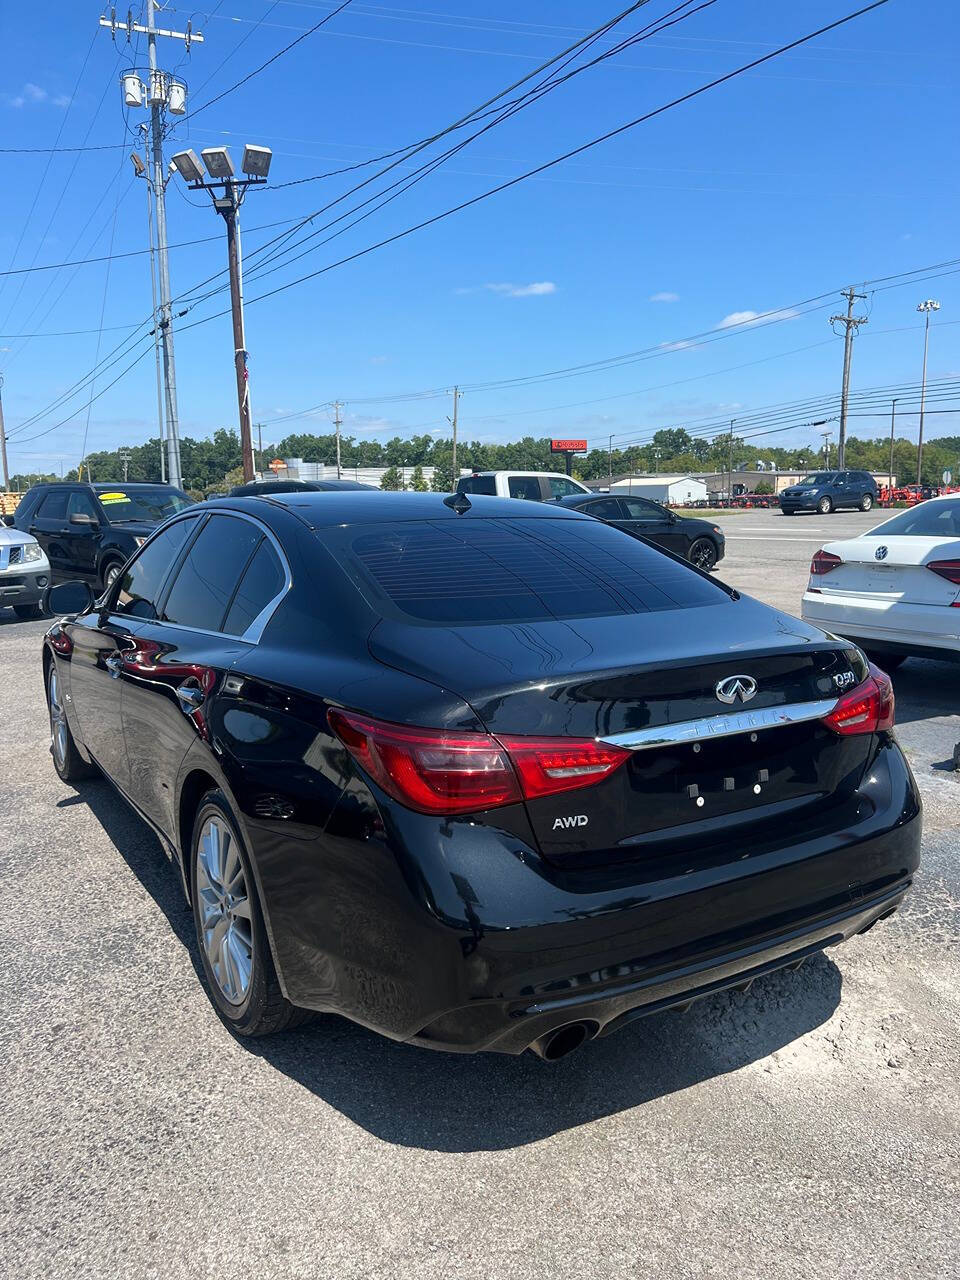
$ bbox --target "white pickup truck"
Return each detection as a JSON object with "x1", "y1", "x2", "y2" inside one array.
[{"x1": 456, "y1": 470, "x2": 591, "y2": 501}]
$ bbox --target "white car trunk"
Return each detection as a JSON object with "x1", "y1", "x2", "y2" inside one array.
[{"x1": 815, "y1": 535, "x2": 960, "y2": 606}]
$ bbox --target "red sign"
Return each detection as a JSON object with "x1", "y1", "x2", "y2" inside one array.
[
  {"x1": 551, "y1": 438, "x2": 587, "y2": 453},
  {"x1": 269, "y1": 458, "x2": 286, "y2": 472}
]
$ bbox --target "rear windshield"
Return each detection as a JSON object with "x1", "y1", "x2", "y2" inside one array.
[
  {"x1": 329, "y1": 517, "x2": 727, "y2": 624},
  {"x1": 456, "y1": 476, "x2": 496, "y2": 496},
  {"x1": 876, "y1": 499, "x2": 960, "y2": 537},
  {"x1": 94, "y1": 486, "x2": 194, "y2": 522}
]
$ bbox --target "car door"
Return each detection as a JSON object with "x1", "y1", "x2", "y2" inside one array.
[
  {"x1": 580, "y1": 497, "x2": 625, "y2": 525},
  {"x1": 64, "y1": 489, "x2": 103, "y2": 583},
  {"x1": 121, "y1": 513, "x2": 285, "y2": 835},
  {"x1": 65, "y1": 516, "x2": 200, "y2": 790},
  {"x1": 547, "y1": 476, "x2": 588, "y2": 501},
  {"x1": 617, "y1": 496, "x2": 685, "y2": 554},
  {"x1": 507, "y1": 476, "x2": 544, "y2": 501},
  {"x1": 28, "y1": 489, "x2": 71, "y2": 579}
]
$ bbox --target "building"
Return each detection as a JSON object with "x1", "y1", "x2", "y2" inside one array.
[
  {"x1": 587, "y1": 474, "x2": 708, "y2": 504},
  {"x1": 695, "y1": 470, "x2": 896, "y2": 499}
]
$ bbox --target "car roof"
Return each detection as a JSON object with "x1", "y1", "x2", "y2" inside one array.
[
  {"x1": 556, "y1": 492, "x2": 614, "y2": 506},
  {"x1": 203, "y1": 490, "x2": 590, "y2": 526},
  {"x1": 469, "y1": 469, "x2": 581, "y2": 478}
]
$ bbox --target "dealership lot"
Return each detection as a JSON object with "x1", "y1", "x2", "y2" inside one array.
[{"x1": 1, "y1": 507, "x2": 958, "y2": 1280}]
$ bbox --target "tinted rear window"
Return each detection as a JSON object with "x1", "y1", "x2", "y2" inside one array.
[
  {"x1": 161, "y1": 515, "x2": 262, "y2": 631},
  {"x1": 456, "y1": 476, "x2": 496, "y2": 496},
  {"x1": 333, "y1": 518, "x2": 726, "y2": 624}
]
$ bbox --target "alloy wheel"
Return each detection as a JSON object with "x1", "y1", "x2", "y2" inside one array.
[
  {"x1": 690, "y1": 538, "x2": 716, "y2": 571},
  {"x1": 195, "y1": 815, "x2": 254, "y2": 1006},
  {"x1": 104, "y1": 563, "x2": 122, "y2": 589},
  {"x1": 861, "y1": 494, "x2": 873, "y2": 511},
  {"x1": 48, "y1": 665, "x2": 67, "y2": 771}
]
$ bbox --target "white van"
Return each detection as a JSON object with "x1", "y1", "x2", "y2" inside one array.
[{"x1": 456, "y1": 470, "x2": 591, "y2": 501}]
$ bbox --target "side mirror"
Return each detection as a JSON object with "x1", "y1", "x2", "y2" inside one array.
[
  {"x1": 44, "y1": 580, "x2": 95, "y2": 616},
  {"x1": 1, "y1": 514, "x2": 14, "y2": 527},
  {"x1": 69, "y1": 512, "x2": 99, "y2": 528}
]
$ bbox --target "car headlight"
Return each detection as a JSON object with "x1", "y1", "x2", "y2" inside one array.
[{"x1": 22, "y1": 543, "x2": 44, "y2": 563}]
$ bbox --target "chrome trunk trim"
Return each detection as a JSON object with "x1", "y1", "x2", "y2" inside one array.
[{"x1": 600, "y1": 698, "x2": 839, "y2": 752}]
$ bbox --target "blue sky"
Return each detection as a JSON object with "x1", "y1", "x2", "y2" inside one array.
[{"x1": 0, "y1": 0, "x2": 958, "y2": 475}]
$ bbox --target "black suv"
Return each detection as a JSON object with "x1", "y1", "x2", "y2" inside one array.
[
  {"x1": 14, "y1": 482, "x2": 193, "y2": 592},
  {"x1": 780, "y1": 471, "x2": 878, "y2": 515}
]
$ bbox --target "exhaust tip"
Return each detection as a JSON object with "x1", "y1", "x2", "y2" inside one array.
[{"x1": 533, "y1": 1021, "x2": 595, "y2": 1062}]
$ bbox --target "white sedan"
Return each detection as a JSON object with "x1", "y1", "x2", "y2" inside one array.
[{"x1": 801, "y1": 494, "x2": 960, "y2": 668}]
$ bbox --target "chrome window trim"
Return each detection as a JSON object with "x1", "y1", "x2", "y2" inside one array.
[
  {"x1": 599, "y1": 698, "x2": 839, "y2": 752},
  {"x1": 107, "y1": 509, "x2": 292, "y2": 645}
]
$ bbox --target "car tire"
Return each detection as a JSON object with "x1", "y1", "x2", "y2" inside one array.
[
  {"x1": 860, "y1": 493, "x2": 874, "y2": 511},
  {"x1": 14, "y1": 603, "x2": 44, "y2": 619},
  {"x1": 190, "y1": 790, "x2": 312, "y2": 1037},
  {"x1": 817, "y1": 496, "x2": 833, "y2": 515},
  {"x1": 100, "y1": 559, "x2": 124, "y2": 592},
  {"x1": 46, "y1": 660, "x2": 96, "y2": 782},
  {"x1": 688, "y1": 537, "x2": 718, "y2": 571}
]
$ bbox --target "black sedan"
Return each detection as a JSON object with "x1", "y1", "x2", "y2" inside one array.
[
  {"x1": 229, "y1": 478, "x2": 374, "y2": 495},
  {"x1": 557, "y1": 492, "x2": 725, "y2": 569},
  {"x1": 42, "y1": 492, "x2": 919, "y2": 1059}
]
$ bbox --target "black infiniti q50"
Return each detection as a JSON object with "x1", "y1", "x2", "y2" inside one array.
[{"x1": 42, "y1": 492, "x2": 920, "y2": 1060}]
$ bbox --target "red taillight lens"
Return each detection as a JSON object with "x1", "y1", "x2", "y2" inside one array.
[
  {"x1": 497, "y1": 736, "x2": 631, "y2": 800},
  {"x1": 328, "y1": 710, "x2": 631, "y2": 814},
  {"x1": 821, "y1": 664, "x2": 895, "y2": 736},
  {"x1": 811, "y1": 550, "x2": 841, "y2": 575},
  {"x1": 927, "y1": 559, "x2": 960, "y2": 585}
]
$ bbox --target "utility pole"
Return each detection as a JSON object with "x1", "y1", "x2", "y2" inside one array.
[
  {"x1": 0, "y1": 374, "x2": 9, "y2": 492},
  {"x1": 916, "y1": 299, "x2": 941, "y2": 484},
  {"x1": 169, "y1": 144, "x2": 272, "y2": 484},
  {"x1": 257, "y1": 422, "x2": 263, "y2": 478},
  {"x1": 830, "y1": 286, "x2": 867, "y2": 468},
  {"x1": 608, "y1": 433, "x2": 613, "y2": 484},
  {"x1": 100, "y1": 4, "x2": 200, "y2": 490},
  {"x1": 653, "y1": 447, "x2": 662, "y2": 474},
  {"x1": 888, "y1": 398, "x2": 898, "y2": 496},
  {"x1": 821, "y1": 430, "x2": 832, "y2": 467},
  {"x1": 119, "y1": 447, "x2": 131, "y2": 482},
  {"x1": 140, "y1": 124, "x2": 166, "y2": 482},
  {"x1": 447, "y1": 386, "x2": 461, "y2": 491},
  {"x1": 727, "y1": 419, "x2": 736, "y2": 501},
  {"x1": 334, "y1": 401, "x2": 342, "y2": 479}
]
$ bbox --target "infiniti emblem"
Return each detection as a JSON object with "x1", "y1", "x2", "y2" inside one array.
[
  {"x1": 875, "y1": 545, "x2": 888, "y2": 561},
  {"x1": 715, "y1": 675, "x2": 758, "y2": 705}
]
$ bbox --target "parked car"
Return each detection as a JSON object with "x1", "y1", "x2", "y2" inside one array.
[
  {"x1": 801, "y1": 493, "x2": 960, "y2": 667},
  {"x1": 456, "y1": 470, "x2": 591, "y2": 501},
  {"x1": 558, "y1": 491, "x2": 725, "y2": 569},
  {"x1": 0, "y1": 525, "x2": 50, "y2": 619},
  {"x1": 42, "y1": 491, "x2": 919, "y2": 1058},
  {"x1": 230, "y1": 478, "x2": 374, "y2": 495},
  {"x1": 14, "y1": 481, "x2": 194, "y2": 592},
  {"x1": 780, "y1": 471, "x2": 878, "y2": 515}
]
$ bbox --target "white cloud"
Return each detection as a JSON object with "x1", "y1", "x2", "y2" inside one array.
[
  {"x1": 5, "y1": 82, "x2": 69, "y2": 109},
  {"x1": 658, "y1": 339, "x2": 693, "y2": 352},
  {"x1": 718, "y1": 307, "x2": 798, "y2": 329},
  {"x1": 458, "y1": 281, "x2": 557, "y2": 298},
  {"x1": 649, "y1": 291, "x2": 679, "y2": 303},
  {"x1": 368, "y1": 355, "x2": 388, "y2": 365}
]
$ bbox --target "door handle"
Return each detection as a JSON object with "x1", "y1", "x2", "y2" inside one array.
[
  {"x1": 104, "y1": 654, "x2": 123, "y2": 679},
  {"x1": 176, "y1": 681, "x2": 206, "y2": 713}
]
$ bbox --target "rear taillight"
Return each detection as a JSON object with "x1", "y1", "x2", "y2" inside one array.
[
  {"x1": 811, "y1": 550, "x2": 841, "y2": 575},
  {"x1": 927, "y1": 559, "x2": 960, "y2": 585},
  {"x1": 821, "y1": 664, "x2": 895, "y2": 736},
  {"x1": 328, "y1": 710, "x2": 630, "y2": 815},
  {"x1": 497, "y1": 736, "x2": 631, "y2": 800}
]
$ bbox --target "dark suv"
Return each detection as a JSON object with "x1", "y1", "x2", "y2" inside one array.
[
  {"x1": 14, "y1": 482, "x2": 193, "y2": 592},
  {"x1": 780, "y1": 471, "x2": 878, "y2": 515}
]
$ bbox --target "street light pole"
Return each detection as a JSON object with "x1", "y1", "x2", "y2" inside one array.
[
  {"x1": 916, "y1": 299, "x2": 940, "y2": 484},
  {"x1": 888, "y1": 398, "x2": 898, "y2": 497},
  {"x1": 0, "y1": 375, "x2": 9, "y2": 492},
  {"x1": 170, "y1": 145, "x2": 272, "y2": 484}
]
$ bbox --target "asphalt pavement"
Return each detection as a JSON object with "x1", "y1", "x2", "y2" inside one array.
[{"x1": 0, "y1": 507, "x2": 958, "y2": 1280}]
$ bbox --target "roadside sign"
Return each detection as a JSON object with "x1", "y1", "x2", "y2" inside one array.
[
  {"x1": 943, "y1": 470, "x2": 952, "y2": 485},
  {"x1": 550, "y1": 439, "x2": 587, "y2": 454},
  {"x1": 269, "y1": 458, "x2": 285, "y2": 472}
]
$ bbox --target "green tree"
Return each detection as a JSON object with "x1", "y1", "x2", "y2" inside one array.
[
  {"x1": 431, "y1": 449, "x2": 453, "y2": 492},
  {"x1": 409, "y1": 464, "x2": 428, "y2": 491},
  {"x1": 380, "y1": 466, "x2": 404, "y2": 491}
]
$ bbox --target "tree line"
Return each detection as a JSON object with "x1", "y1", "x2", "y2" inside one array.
[{"x1": 9, "y1": 424, "x2": 960, "y2": 495}]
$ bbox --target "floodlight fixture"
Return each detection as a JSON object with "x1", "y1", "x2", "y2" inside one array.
[
  {"x1": 241, "y1": 145, "x2": 273, "y2": 178},
  {"x1": 170, "y1": 149, "x2": 205, "y2": 185},
  {"x1": 201, "y1": 146, "x2": 235, "y2": 179},
  {"x1": 129, "y1": 151, "x2": 146, "y2": 177}
]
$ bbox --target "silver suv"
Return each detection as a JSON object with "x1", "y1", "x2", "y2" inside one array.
[{"x1": 0, "y1": 525, "x2": 50, "y2": 619}]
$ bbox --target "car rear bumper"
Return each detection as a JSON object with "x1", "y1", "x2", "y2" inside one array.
[
  {"x1": 0, "y1": 568, "x2": 49, "y2": 607},
  {"x1": 802, "y1": 591, "x2": 960, "y2": 657},
  {"x1": 256, "y1": 738, "x2": 921, "y2": 1055}
]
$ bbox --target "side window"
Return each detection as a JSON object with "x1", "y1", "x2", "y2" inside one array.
[
  {"x1": 161, "y1": 515, "x2": 262, "y2": 631},
  {"x1": 548, "y1": 477, "x2": 582, "y2": 498},
  {"x1": 16, "y1": 489, "x2": 43, "y2": 522},
  {"x1": 508, "y1": 476, "x2": 542, "y2": 501},
  {"x1": 115, "y1": 518, "x2": 198, "y2": 619},
  {"x1": 222, "y1": 540, "x2": 286, "y2": 636},
  {"x1": 67, "y1": 491, "x2": 99, "y2": 520},
  {"x1": 585, "y1": 498, "x2": 623, "y2": 520},
  {"x1": 622, "y1": 498, "x2": 664, "y2": 522},
  {"x1": 38, "y1": 491, "x2": 69, "y2": 521}
]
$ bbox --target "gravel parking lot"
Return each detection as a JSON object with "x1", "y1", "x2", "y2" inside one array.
[{"x1": 1, "y1": 507, "x2": 958, "y2": 1280}]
